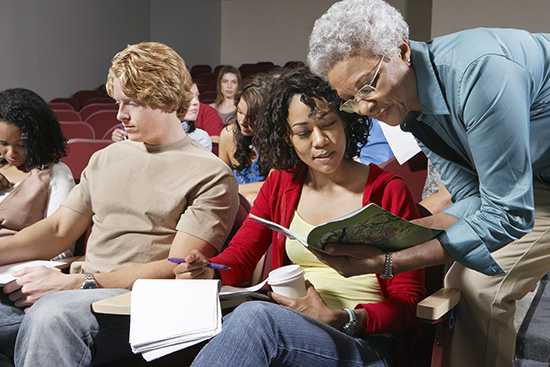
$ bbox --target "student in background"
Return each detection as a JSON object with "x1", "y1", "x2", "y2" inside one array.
[
  {"x1": 181, "y1": 83, "x2": 212, "y2": 151},
  {"x1": 210, "y1": 65, "x2": 241, "y2": 126},
  {"x1": 0, "y1": 42, "x2": 238, "y2": 366},
  {"x1": 195, "y1": 101, "x2": 224, "y2": 140},
  {"x1": 176, "y1": 68, "x2": 425, "y2": 367},
  {"x1": 218, "y1": 74, "x2": 272, "y2": 203},
  {"x1": 0, "y1": 88, "x2": 75, "y2": 260}
]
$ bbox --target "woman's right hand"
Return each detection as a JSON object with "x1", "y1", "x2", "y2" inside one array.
[
  {"x1": 0, "y1": 172, "x2": 13, "y2": 191},
  {"x1": 111, "y1": 128, "x2": 127, "y2": 142},
  {"x1": 173, "y1": 250, "x2": 216, "y2": 280}
]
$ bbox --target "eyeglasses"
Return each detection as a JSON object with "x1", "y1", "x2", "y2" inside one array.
[{"x1": 339, "y1": 56, "x2": 384, "y2": 114}]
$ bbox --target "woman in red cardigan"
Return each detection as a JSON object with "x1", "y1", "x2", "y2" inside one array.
[{"x1": 176, "y1": 68, "x2": 425, "y2": 367}]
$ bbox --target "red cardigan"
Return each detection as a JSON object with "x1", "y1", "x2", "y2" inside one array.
[{"x1": 210, "y1": 164, "x2": 426, "y2": 335}]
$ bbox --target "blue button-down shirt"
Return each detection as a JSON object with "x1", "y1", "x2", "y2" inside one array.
[{"x1": 406, "y1": 28, "x2": 550, "y2": 275}]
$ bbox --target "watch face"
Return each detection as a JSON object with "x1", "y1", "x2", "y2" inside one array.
[
  {"x1": 81, "y1": 281, "x2": 96, "y2": 289},
  {"x1": 343, "y1": 321, "x2": 358, "y2": 336}
]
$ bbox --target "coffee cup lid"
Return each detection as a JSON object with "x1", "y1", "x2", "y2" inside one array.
[{"x1": 268, "y1": 264, "x2": 304, "y2": 283}]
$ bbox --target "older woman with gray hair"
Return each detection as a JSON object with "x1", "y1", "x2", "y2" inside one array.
[{"x1": 308, "y1": 1, "x2": 550, "y2": 366}]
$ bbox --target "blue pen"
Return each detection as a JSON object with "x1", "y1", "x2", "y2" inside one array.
[
  {"x1": 120, "y1": 124, "x2": 127, "y2": 140},
  {"x1": 168, "y1": 257, "x2": 231, "y2": 270}
]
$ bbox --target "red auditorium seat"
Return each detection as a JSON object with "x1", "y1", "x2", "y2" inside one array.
[
  {"x1": 85, "y1": 110, "x2": 120, "y2": 140},
  {"x1": 48, "y1": 102, "x2": 74, "y2": 111},
  {"x1": 60, "y1": 122, "x2": 95, "y2": 140},
  {"x1": 63, "y1": 138, "x2": 113, "y2": 180},
  {"x1": 53, "y1": 109, "x2": 82, "y2": 122},
  {"x1": 79, "y1": 103, "x2": 118, "y2": 121},
  {"x1": 72, "y1": 90, "x2": 102, "y2": 109},
  {"x1": 84, "y1": 97, "x2": 116, "y2": 106},
  {"x1": 50, "y1": 97, "x2": 79, "y2": 111},
  {"x1": 199, "y1": 91, "x2": 217, "y2": 104}
]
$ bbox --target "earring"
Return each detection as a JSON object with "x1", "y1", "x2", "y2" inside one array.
[{"x1": 407, "y1": 58, "x2": 411, "y2": 65}]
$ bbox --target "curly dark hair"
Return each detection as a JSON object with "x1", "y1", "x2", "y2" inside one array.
[
  {"x1": 254, "y1": 67, "x2": 371, "y2": 177},
  {"x1": 0, "y1": 88, "x2": 68, "y2": 170},
  {"x1": 232, "y1": 74, "x2": 273, "y2": 178}
]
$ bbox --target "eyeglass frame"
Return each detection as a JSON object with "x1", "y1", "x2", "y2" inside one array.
[{"x1": 339, "y1": 55, "x2": 384, "y2": 114}]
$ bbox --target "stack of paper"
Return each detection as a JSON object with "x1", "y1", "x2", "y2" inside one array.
[{"x1": 129, "y1": 279, "x2": 222, "y2": 361}]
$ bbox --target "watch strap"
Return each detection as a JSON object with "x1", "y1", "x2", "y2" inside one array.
[
  {"x1": 80, "y1": 272, "x2": 97, "y2": 289},
  {"x1": 341, "y1": 307, "x2": 358, "y2": 336},
  {"x1": 380, "y1": 252, "x2": 394, "y2": 279}
]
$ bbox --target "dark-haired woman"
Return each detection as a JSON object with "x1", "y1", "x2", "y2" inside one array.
[
  {"x1": 177, "y1": 68, "x2": 425, "y2": 367},
  {"x1": 0, "y1": 88, "x2": 74, "y2": 260},
  {"x1": 218, "y1": 75, "x2": 271, "y2": 202}
]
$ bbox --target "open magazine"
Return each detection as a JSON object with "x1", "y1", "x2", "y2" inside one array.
[{"x1": 249, "y1": 203, "x2": 443, "y2": 253}]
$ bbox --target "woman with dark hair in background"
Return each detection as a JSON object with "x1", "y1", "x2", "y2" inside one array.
[
  {"x1": 218, "y1": 74, "x2": 272, "y2": 202},
  {"x1": 210, "y1": 65, "x2": 241, "y2": 126},
  {"x1": 0, "y1": 88, "x2": 74, "y2": 259}
]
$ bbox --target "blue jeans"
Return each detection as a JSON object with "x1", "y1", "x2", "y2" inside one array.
[
  {"x1": 13, "y1": 289, "x2": 132, "y2": 367},
  {"x1": 0, "y1": 292, "x2": 24, "y2": 361},
  {"x1": 192, "y1": 301, "x2": 393, "y2": 367}
]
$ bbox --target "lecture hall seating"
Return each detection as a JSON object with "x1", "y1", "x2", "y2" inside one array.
[
  {"x1": 63, "y1": 138, "x2": 113, "y2": 180},
  {"x1": 53, "y1": 109, "x2": 82, "y2": 122},
  {"x1": 84, "y1": 110, "x2": 119, "y2": 140},
  {"x1": 60, "y1": 122, "x2": 95, "y2": 140},
  {"x1": 79, "y1": 103, "x2": 118, "y2": 121}
]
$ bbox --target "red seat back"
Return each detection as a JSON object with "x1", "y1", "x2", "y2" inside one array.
[
  {"x1": 85, "y1": 110, "x2": 120, "y2": 139},
  {"x1": 380, "y1": 152, "x2": 428, "y2": 203},
  {"x1": 60, "y1": 122, "x2": 95, "y2": 140},
  {"x1": 64, "y1": 138, "x2": 113, "y2": 179},
  {"x1": 72, "y1": 90, "x2": 102, "y2": 109},
  {"x1": 53, "y1": 109, "x2": 82, "y2": 122},
  {"x1": 50, "y1": 97, "x2": 79, "y2": 111},
  {"x1": 79, "y1": 103, "x2": 118, "y2": 121}
]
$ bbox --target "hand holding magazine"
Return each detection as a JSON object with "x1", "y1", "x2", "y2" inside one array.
[{"x1": 249, "y1": 203, "x2": 443, "y2": 253}]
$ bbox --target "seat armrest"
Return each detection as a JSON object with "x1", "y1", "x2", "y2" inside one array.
[
  {"x1": 417, "y1": 288, "x2": 460, "y2": 320},
  {"x1": 55, "y1": 256, "x2": 84, "y2": 272}
]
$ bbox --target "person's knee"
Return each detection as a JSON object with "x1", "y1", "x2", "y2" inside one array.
[
  {"x1": 23, "y1": 291, "x2": 91, "y2": 332},
  {"x1": 225, "y1": 302, "x2": 283, "y2": 333}
]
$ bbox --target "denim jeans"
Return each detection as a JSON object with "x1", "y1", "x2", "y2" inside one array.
[
  {"x1": 14, "y1": 288, "x2": 132, "y2": 367},
  {"x1": 192, "y1": 301, "x2": 393, "y2": 367},
  {"x1": 0, "y1": 292, "x2": 24, "y2": 361}
]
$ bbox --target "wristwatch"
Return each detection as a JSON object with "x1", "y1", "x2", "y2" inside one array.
[
  {"x1": 380, "y1": 252, "x2": 394, "y2": 279},
  {"x1": 341, "y1": 307, "x2": 358, "y2": 336},
  {"x1": 80, "y1": 272, "x2": 97, "y2": 289}
]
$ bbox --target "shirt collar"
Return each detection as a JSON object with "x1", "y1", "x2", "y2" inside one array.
[{"x1": 410, "y1": 40, "x2": 450, "y2": 116}]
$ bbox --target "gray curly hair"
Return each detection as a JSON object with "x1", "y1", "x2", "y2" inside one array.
[{"x1": 308, "y1": 0, "x2": 409, "y2": 77}]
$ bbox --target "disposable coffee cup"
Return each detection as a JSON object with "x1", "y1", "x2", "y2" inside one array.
[{"x1": 268, "y1": 264, "x2": 307, "y2": 298}]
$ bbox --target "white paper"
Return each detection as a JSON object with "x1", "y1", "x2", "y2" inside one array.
[
  {"x1": 379, "y1": 123, "x2": 421, "y2": 164},
  {"x1": 0, "y1": 260, "x2": 68, "y2": 285},
  {"x1": 219, "y1": 278, "x2": 268, "y2": 298},
  {"x1": 129, "y1": 279, "x2": 222, "y2": 360}
]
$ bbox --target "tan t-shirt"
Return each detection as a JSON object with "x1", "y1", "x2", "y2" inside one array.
[{"x1": 63, "y1": 136, "x2": 238, "y2": 273}]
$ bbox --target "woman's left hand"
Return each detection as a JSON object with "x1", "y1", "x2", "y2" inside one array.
[
  {"x1": 309, "y1": 244, "x2": 385, "y2": 278},
  {"x1": 270, "y1": 280, "x2": 342, "y2": 327}
]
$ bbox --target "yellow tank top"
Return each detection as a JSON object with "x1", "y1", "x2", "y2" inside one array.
[{"x1": 285, "y1": 211, "x2": 384, "y2": 310}]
